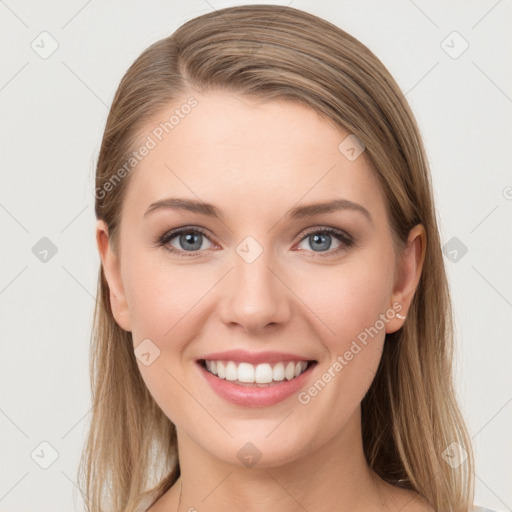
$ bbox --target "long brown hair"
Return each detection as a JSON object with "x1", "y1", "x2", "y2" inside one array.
[{"x1": 79, "y1": 5, "x2": 474, "y2": 511}]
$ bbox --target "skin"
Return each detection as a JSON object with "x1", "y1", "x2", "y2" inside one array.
[{"x1": 97, "y1": 91, "x2": 431, "y2": 511}]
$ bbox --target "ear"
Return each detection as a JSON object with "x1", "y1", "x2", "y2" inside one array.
[
  {"x1": 386, "y1": 224, "x2": 426, "y2": 333},
  {"x1": 96, "y1": 219, "x2": 132, "y2": 332}
]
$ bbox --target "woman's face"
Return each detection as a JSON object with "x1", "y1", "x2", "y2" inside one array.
[{"x1": 98, "y1": 91, "x2": 413, "y2": 468}]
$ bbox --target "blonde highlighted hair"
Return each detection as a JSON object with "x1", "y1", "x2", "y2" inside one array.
[{"x1": 79, "y1": 5, "x2": 474, "y2": 511}]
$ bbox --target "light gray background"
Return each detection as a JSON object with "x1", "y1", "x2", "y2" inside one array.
[{"x1": 1, "y1": 1, "x2": 511, "y2": 511}]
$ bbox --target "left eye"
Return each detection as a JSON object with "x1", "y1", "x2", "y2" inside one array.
[{"x1": 295, "y1": 228, "x2": 353, "y2": 255}]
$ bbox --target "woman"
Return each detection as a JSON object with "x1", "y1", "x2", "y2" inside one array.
[{"x1": 79, "y1": 5, "x2": 477, "y2": 511}]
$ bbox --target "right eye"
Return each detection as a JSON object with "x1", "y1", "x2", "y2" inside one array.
[{"x1": 156, "y1": 226, "x2": 216, "y2": 256}]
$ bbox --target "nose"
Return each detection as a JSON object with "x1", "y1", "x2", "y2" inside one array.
[{"x1": 217, "y1": 247, "x2": 292, "y2": 333}]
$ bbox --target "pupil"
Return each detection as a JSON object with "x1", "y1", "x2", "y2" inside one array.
[
  {"x1": 181, "y1": 232, "x2": 201, "y2": 250},
  {"x1": 311, "y1": 233, "x2": 330, "y2": 251}
]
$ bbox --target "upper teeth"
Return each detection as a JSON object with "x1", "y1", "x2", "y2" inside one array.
[{"x1": 205, "y1": 360, "x2": 308, "y2": 383}]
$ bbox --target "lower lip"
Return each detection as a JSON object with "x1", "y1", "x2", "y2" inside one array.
[{"x1": 197, "y1": 361, "x2": 316, "y2": 407}]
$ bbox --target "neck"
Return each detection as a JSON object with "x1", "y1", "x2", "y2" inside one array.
[{"x1": 167, "y1": 408, "x2": 386, "y2": 512}]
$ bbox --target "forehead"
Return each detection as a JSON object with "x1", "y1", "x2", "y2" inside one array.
[{"x1": 122, "y1": 91, "x2": 386, "y2": 222}]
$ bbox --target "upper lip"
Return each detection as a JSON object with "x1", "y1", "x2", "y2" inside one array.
[{"x1": 199, "y1": 349, "x2": 316, "y2": 365}]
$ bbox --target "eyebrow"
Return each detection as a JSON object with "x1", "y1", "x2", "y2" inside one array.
[{"x1": 144, "y1": 197, "x2": 372, "y2": 223}]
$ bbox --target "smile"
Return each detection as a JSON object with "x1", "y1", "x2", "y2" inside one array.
[
  {"x1": 196, "y1": 351, "x2": 318, "y2": 407},
  {"x1": 201, "y1": 359, "x2": 312, "y2": 387}
]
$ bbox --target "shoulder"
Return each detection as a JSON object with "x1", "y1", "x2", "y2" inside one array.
[
  {"x1": 377, "y1": 482, "x2": 434, "y2": 511},
  {"x1": 384, "y1": 484, "x2": 498, "y2": 512}
]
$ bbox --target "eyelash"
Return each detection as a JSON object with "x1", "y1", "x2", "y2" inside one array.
[{"x1": 155, "y1": 225, "x2": 355, "y2": 259}]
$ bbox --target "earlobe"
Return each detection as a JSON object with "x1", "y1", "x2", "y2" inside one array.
[
  {"x1": 95, "y1": 220, "x2": 132, "y2": 332},
  {"x1": 386, "y1": 224, "x2": 426, "y2": 333}
]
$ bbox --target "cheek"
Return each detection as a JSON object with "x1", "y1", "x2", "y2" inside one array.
[
  {"x1": 118, "y1": 253, "x2": 190, "y2": 389},
  {"x1": 123, "y1": 253, "x2": 209, "y2": 345},
  {"x1": 123, "y1": 265, "x2": 205, "y2": 426},
  {"x1": 298, "y1": 249, "x2": 395, "y2": 350},
  {"x1": 291, "y1": 249, "x2": 395, "y2": 410}
]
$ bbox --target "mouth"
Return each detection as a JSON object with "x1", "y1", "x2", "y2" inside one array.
[{"x1": 198, "y1": 359, "x2": 318, "y2": 387}]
